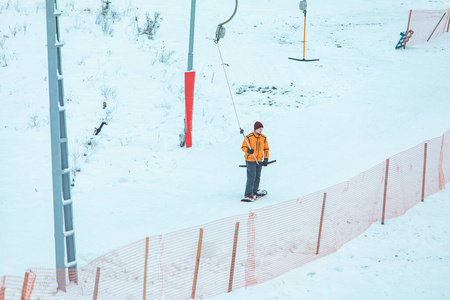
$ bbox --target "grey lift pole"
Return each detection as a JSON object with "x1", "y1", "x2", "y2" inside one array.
[
  {"x1": 187, "y1": 0, "x2": 196, "y2": 71},
  {"x1": 45, "y1": 0, "x2": 77, "y2": 291},
  {"x1": 180, "y1": 0, "x2": 196, "y2": 147}
]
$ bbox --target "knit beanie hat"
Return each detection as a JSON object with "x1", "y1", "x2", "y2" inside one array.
[{"x1": 254, "y1": 121, "x2": 264, "y2": 130}]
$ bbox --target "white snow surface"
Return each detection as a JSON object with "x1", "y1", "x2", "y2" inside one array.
[{"x1": 1, "y1": 0, "x2": 450, "y2": 299}]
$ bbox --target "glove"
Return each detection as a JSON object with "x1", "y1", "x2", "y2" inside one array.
[
  {"x1": 247, "y1": 148, "x2": 254, "y2": 154},
  {"x1": 262, "y1": 158, "x2": 269, "y2": 166}
]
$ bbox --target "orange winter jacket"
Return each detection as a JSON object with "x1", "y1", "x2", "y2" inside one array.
[{"x1": 242, "y1": 132, "x2": 269, "y2": 162}]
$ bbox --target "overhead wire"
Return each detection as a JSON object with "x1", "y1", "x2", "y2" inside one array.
[
  {"x1": 216, "y1": 42, "x2": 242, "y2": 131},
  {"x1": 213, "y1": 0, "x2": 258, "y2": 164}
]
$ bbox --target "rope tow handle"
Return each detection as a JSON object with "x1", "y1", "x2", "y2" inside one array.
[
  {"x1": 214, "y1": 0, "x2": 238, "y2": 44},
  {"x1": 239, "y1": 160, "x2": 276, "y2": 168}
]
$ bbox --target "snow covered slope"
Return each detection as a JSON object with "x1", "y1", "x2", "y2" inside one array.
[{"x1": 1, "y1": 0, "x2": 449, "y2": 299}]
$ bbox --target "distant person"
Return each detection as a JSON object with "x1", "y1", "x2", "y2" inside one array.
[{"x1": 241, "y1": 121, "x2": 269, "y2": 201}]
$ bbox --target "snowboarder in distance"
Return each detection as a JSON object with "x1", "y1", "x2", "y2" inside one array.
[{"x1": 242, "y1": 121, "x2": 269, "y2": 200}]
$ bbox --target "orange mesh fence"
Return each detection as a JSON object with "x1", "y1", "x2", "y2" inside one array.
[
  {"x1": 26, "y1": 237, "x2": 163, "y2": 299},
  {"x1": 0, "y1": 276, "x2": 23, "y2": 300},
  {"x1": 78, "y1": 236, "x2": 162, "y2": 299},
  {"x1": 425, "y1": 136, "x2": 446, "y2": 198},
  {"x1": 318, "y1": 161, "x2": 386, "y2": 255},
  {"x1": 160, "y1": 213, "x2": 249, "y2": 299},
  {"x1": 24, "y1": 269, "x2": 82, "y2": 299},
  {"x1": 0, "y1": 272, "x2": 36, "y2": 300},
  {"x1": 1, "y1": 129, "x2": 450, "y2": 299},
  {"x1": 405, "y1": 8, "x2": 450, "y2": 47},
  {"x1": 384, "y1": 142, "x2": 425, "y2": 219},
  {"x1": 246, "y1": 196, "x2": 326, "y2": 286},
  {"x1": 0, "y1": 277, "x2": 3, "y2": 300},
  {"x1": 22, "y1": 271, "x2": 36, "y2": 300},
  {"x1": 246, "y1": 160, "x2": 387, "y2": 286},
  {"x1": 442, "y1": 130, "x2": 450, "y2": 187},
  {"x1": 77, "y1": 236, "x2": 163, "y2": 299}
]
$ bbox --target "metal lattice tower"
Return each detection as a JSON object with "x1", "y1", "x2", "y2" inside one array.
[{"x1": 45, "y1": 0, "x2": 77, "y2": 291}]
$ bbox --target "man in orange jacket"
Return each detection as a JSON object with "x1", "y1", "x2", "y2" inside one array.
[{"x1": 241, "y1": 121, "x2": 269, "y2": 200}]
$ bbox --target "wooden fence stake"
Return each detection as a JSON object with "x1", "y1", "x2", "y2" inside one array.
[
  {"x1": 143, "y1": 237, "x2": 149, "y2": 300},
  {"x1": 21, "y1": 272, "x2": 30, "y2": 300},
  {"x1": 421, "y1": 143, "x2": 428, "y2": 202},
  {"x1": 406, "y1": 10, "x2": 412, "y2": 36},
  {"x1": 228, "y1": 222, "x2": 240, "y2": 293},
  {"x1": 93, "y1": 267, "x2": 101, "y2": 300},
  {"x1": 382, "y1": 158, "x2": 390, "y2": 225},
  {"x1": 427, "y1": 13, "x2": 447, "y2": 42},
  {"x1": 191, "y1": 228, "x2": 204, "y2": 299},
  {"x1": 447, "y1": 13, "x2": 450, "y2": 32},
  {"x1": 316, "y1": 193, "x2": 327, "y2": 255},
  {"x1": 1, "y1": 276, "x2": 5, "y2": 300}
]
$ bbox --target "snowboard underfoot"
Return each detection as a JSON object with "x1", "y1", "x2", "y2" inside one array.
[{"x1": 241, "y1": 190, "x2": 267, "y2": 202}]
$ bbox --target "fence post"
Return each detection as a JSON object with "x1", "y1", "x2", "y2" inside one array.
[
  {"x1": 142, "y1": 237, "x2": 150, "y2": 300},
  {"x1": 427, "y1": 13, "x2": 447, "y2": 42},
  {"x1": 93, "y1": 267, "x2": 101, "y2": 300},
  {"x1": 0, "y1": 276, "x2": 5, "y2": 300},
  {"x1": 316, "y1": 193, "x2": 327, "y2": 255},
  {"x1": 228, "y1": 222, "x2": 240, "y2": 293},
  {"x1": 21, "y1": 272, "x2": 30, "y2": 300},
  {"x1": 191, "y1": 228, "x2": 203, "y2": 299},
  {"x1": 447, "y1": 10, "x2": 450, "y2": 32},
  {"x1": 382, "y1": 158, "x2": 390, "y2": 225},
  {"x1": 421, "y1": 143, "x2": 428, "y2": 202}
]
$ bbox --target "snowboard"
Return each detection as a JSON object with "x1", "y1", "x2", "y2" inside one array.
[{"x1": 241, "y1": 190, "x2": 267, "y2": 202}]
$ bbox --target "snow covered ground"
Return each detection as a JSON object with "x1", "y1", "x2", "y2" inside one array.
[{"x1": 1, "y1": 0, "x2": 449, "y2": 299}]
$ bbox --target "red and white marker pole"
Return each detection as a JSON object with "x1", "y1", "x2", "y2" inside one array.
[{"x1": 184, "y1": 71, "x2": 195, "y2": 148}]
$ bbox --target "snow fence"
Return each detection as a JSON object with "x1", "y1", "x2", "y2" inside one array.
[
  {"x1": 1, "y1": 129, "x2": 450, "y2": 300},
  {"x1": 404, "y1": 8, "x2": 450, "y2": 47}
]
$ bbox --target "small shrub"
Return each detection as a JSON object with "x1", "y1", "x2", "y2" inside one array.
[
  {"x1": 100, "y1": 20, "x2": 114, "y2": 36},
  {"x1": 71, "y1": 149, "x2": 83, "y2": 170},
  {"x1": 13, "y1": 1, "x2": 22, "y2": 13},
  {"x1": 101, "y1": 86, "x2": 117, "y2": 102},
  {"x1": 27, "y1": 113, "x2": 41, "y2": 128},
  {"x1": 22, "y1": 23, "x2": 29, "y2": 34},
  {"x1": 66, "y1": 0, "x2": 75, "y2": 11},
  {"x1": 157, "y1": 46, "x2": 174, "y2": 64},
  {"x1": 95, "y1": 0, "x2": 121, "y2": 36},
  {"x1": 35, "y1": 2, "x2": 45, "y2": 13},
  {"x1": 152, "y1": 46, "x2": 174, "y2": 66},
  {"x1": 0, "y1": 54, "x2": 7, "y2": 67},
  {"x1": 100, "y1": 0, "x2": 111, "y2": 16},
  {"x1": 86, "y1": 137, "x2": 98, "y2": 150},
  {"x1": 119, "y1": 137, "x2": 132, "y2": 146},
  {"x1": 9, "y1": 25, "x2": 21, "y2": 37},
  {"x1": 8, "y1": 23, "x2": 29, "y2": 36},
  {"x1": 138, "y1": 12, "x2": 161, "y2": 39}
]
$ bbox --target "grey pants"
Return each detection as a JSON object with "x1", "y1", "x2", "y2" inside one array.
[{"x1": 245, "y1": 161, "x2": 262, "y2": 197}]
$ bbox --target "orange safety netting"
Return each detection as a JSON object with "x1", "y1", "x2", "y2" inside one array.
[
  {"x1": 1, "y1": 129, "x2": 450, "y2": 299},
  {"x1": 405, "y1": 8, "x2": 450, "y2": 47},
  {"x1": 0, "y1": 272, "x2": 35, "y2": 300}
]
